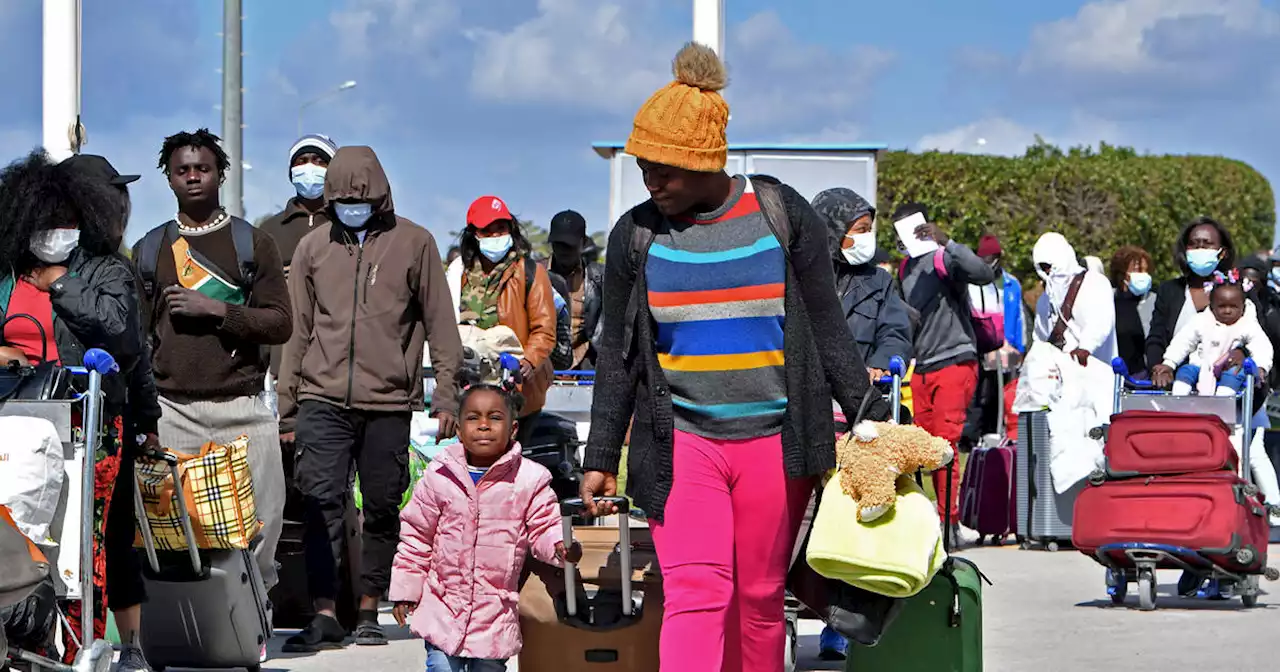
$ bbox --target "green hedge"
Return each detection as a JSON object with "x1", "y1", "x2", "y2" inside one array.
[{"x1": 875, "y1": 142, "x2": 1276, "y2": 283}]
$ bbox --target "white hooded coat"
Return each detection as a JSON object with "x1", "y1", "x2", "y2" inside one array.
[{"x1": 1032, "y1": 233, "x2": 1118, "y2": 363}]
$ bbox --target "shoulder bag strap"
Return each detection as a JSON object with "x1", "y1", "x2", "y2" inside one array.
[{"x1": 1048, "y1": 271, "x2": 1088, "y2": 348}]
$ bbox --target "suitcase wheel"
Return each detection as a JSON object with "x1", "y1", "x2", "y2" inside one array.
[
  {"x1": 1046, "y1": 541, "x2": 1060, "y2": 553},
  {"x1": 1137, "y1": 569, "x2": 1157, "y2": 611}
]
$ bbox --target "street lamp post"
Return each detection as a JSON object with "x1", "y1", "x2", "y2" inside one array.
[{"x1": 297, "y1": 80, "x2": 357, "y2": 137}]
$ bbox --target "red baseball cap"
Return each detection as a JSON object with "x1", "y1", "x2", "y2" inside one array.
[{"x1": 467, "y1": 195, "x2": 513, "y2": 230}]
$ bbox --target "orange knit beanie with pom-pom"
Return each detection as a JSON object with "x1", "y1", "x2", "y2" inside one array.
[{"x1": 624, "y1": 42, "x2": 729, "y2": 173}]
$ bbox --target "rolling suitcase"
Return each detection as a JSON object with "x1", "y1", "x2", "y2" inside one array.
[
  {"x1": 135, "y1": 450, "x2": 270, "y2": 672},
  {"x1": 1072, "y1": 470, "x2": 1271, "y2": 574},
  {"x1": 1104, "y1": 410, "x2": 1236, "y2": 478},
  {"x1": 847, "y1": 459, "x2": 987, "y2": 671},
  {"x1": 517, "y1": 497, "x2": 661, "y2": 672},
  {"x1": 958, "y1": 362, "x2": 1016, "y2": 544},
  {"x1": 1016, "y1": 410, "x2": 1080, "y2": 551}
]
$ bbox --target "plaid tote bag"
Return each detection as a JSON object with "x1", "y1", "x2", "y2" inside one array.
[{"x1": 134, "y1": 435, "x2": 262, "y2": 550}]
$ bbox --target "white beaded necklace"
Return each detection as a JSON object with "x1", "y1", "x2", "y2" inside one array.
[{"x1": 176, "y1": 208, "x2": 230, "y2": 235}]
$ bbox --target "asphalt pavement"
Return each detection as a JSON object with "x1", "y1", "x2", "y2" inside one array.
[{"x1": 249, "y1": 542, "x2": 1280, "y2": 672}]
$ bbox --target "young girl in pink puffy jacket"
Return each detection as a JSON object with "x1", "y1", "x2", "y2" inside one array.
[{"x1": 390, "y1": 383, "x2": 580, "y2": 671}]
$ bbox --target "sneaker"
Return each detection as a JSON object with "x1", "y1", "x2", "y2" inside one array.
[
  {"x1": 817, "y1": 626, "x2": 848, "y2": 661},
  {"x1": 354, "y1": 621, "x2": 388, "y2": 646},
  {"x1": 115, "y1": 644, "x2": 153, "y2": 672},
  {"x1": 281, "y1": 614, "x2": 346, "y2": 653},
  {"x1": 259, "y1": 642, "x2": 268, "y2": 663}
]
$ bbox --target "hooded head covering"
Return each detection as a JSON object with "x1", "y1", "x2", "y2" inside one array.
[
  {"x1": 324, "y1": 145, "x2": 394, "y2": 229},
  {"x1": 811, "y1": 187, "x2": 875, "y2": 262},
  {"x1": 1033, "y1": 232, "x2": 1085, "y2": 311}
]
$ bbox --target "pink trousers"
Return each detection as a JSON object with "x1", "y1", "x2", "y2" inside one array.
[{"x1": 649, "y1": 430, "x2": 814, "y2": 672}]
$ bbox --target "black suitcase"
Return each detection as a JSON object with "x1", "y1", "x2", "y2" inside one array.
[
  {"x1": 518, "y1": 411, "x2": 582, "y2": 501},
  {"x1": 135, "y1": 452, "x2": 270, "y2": 671},
  {"x1": 269, "y1": 445, "x2": 362, "y2": 632}
]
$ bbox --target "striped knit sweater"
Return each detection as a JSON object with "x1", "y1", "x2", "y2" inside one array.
[{"x1": 646, "y1": 178, "x2": 788, "y2": 440}]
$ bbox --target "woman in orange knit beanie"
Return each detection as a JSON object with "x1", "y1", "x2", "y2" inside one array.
[{"x1": 580, "y1": 43, "x2": 890, "y2": 671}]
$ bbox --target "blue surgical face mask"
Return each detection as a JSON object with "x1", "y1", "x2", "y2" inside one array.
[
  {"x1": 1185, "y1": 248, "x2": 1221, "y2": 277},
  {"x1": 1126, "y1": 272, "x2": 1152, "y2": 297},
  {"x1": 290, "y1": 164, "x2": 326, "y2": 200},
  {"x1": 334, "y1": 202, "x2": 373, "y2": 229},
  {"x1": 478, "y1": 234, "x2": 513, "y2": 263}
]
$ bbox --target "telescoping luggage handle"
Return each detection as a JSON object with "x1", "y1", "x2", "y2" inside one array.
[
  {"x1": 66, "y1": 348, "x2": 121, "y2": 654},
  {"x1": 872, "y1": 356, "x2": 907, "y2": 425},
  {"x1": 1110, "y1": 356, "x2": 1257, "y2": 484},
  {"x1": 133, "y1": 446, "x2": 203, "y2": 576},
  {"x1": 559, "y1": 496, "x2": 632, "y2": 619}
]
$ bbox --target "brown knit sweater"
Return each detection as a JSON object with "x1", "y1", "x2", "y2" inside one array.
[{"x1": 132, "y1": 218, "x2": 293, "y2": 401}]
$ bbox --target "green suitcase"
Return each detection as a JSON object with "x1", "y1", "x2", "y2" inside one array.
[{"x1": 846, "y1": 556, "x2": 988, "y2": 671}]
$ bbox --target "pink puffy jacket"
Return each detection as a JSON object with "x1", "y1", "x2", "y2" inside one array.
[{"x1": 389, "y1": 441, "x2": 563, "y2": 660}]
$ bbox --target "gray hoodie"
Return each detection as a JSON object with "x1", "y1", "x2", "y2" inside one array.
[{"x1": 900, "y1": 241, "x2": 997, "y2": 372}]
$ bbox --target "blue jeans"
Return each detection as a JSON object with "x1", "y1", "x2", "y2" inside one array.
[
  {"x1": 1175, "y1": 363, "x2": 1247, "y2": 392},
  {"x1": 425, "y1": 643, "x2": 507, "y2": 672}
]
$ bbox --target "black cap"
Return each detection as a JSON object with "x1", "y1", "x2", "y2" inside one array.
[
  {"x1": 60, "y1": 154, "x2": 140, "y2": 187},
  {"x1": 549, "y1": 210, "x2": 588, "y2": 246}
]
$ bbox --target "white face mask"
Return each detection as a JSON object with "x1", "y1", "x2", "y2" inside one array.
[
  {"x1": 30, "y1": 228, "x2": 80, "y2": 264},
  {"x1": 478, "y1": 234, "x2": 513, "y2": 263},
  {"x1": 334, "y1": 202, "x2": 373, "y2": 229},
  {"x1": 841, "y1": 231, "x2": 877, "y2": 266},
  {"x1": 290, "y1": 164, "x2": 327, "y2": 200}
]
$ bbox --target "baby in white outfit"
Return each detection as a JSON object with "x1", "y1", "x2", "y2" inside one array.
[{"x1": 1157, "y1": 282, "x2": 1272, "y2": 395}]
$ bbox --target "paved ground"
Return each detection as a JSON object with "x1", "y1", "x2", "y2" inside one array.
[{"x1": 240, "y1": 542, "x2": 1280, "y2": 672}]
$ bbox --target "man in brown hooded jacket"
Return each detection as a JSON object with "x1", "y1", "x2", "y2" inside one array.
[{"x1": 276, "y1": 146, "x2": 462, "y2": 651}]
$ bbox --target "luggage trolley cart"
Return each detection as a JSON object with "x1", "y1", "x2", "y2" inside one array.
[
  {"x1": 1094, "y1": 357, "x2": 1280, "y2": 610},
  {"x1": 3, "y1": 348, "x2": 120, "y2": 672},
  {"x1": 783, "y1": 355, "x2": 907, "y2": 671}
]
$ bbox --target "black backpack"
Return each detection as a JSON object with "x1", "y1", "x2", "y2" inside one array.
[{"x1": 135, "y1": 217, "x2": 257, "y2": 300}]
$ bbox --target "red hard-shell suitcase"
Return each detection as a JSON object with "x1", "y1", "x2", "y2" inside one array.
[
  {"x1": 1104, "y1": 411, "x2": 1237, "y2": 478},
  {"x1": 1073, "y1": 471, "x2": 1270, "y2": 573}
]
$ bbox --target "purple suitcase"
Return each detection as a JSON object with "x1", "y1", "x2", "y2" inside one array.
[{"x1": 958, "y1": 362, "x2": 1017, "y2": 544}]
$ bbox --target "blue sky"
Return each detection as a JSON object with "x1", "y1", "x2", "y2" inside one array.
[{"x1": 0, "y1": 0, "x2": 1277, "y2": 248}]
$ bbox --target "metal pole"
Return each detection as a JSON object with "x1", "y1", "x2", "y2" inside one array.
[
  {"x1": 692, "y1": 0, "x2": 725, "y2": 58},
  {"x1": 221, "y1": 0, "x2": 244, "y2": 218},
  {"x1": 42, "y1": 0, "x2": 81, "y2": 161},
  {"x1": 80, "y1": 370, "x2": 104, "y2": 650}
]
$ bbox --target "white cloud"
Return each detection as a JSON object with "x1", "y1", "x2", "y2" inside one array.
[
  {"x1": 1021, "y1": 0, "x2": 1279, "y2": 76},
  {"x1": 329, "y1": 0, "x2": 461, "y2": 67},
  {"x1": 917, "y1": 118, "x2": 1042, "y2": 156},
  {"x1": 465, "y1": 5, "x2": 893, "y2": 135},
  {"x1": 725, "y1": 12, "x2": 893, "y2": 132},
  {"x1": 466, "y1": 0, "x2": 673, "y2": 114},
  {"x1": 781, "y1": 123, "x2": 862, "y2": 145},
  {"x1": 917, "y1": 114, "x2": 1124, "y2": 156}
]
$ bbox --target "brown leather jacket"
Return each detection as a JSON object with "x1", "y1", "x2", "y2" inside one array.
[
  {"x1": 449, "y1": 255, "x2": 558, "y2": 416},
  {"x1": 277, "y1": 146, "x2": 463, "y2": 431}
]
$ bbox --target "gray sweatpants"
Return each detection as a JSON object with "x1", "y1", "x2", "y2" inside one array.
[{"x1": 157, "y1": 394, "x2": 285, "y2": 591}]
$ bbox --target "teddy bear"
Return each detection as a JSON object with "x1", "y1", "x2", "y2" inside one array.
[{"x1": 835, "y1": 421, "x2": 955, "y2": 522}]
